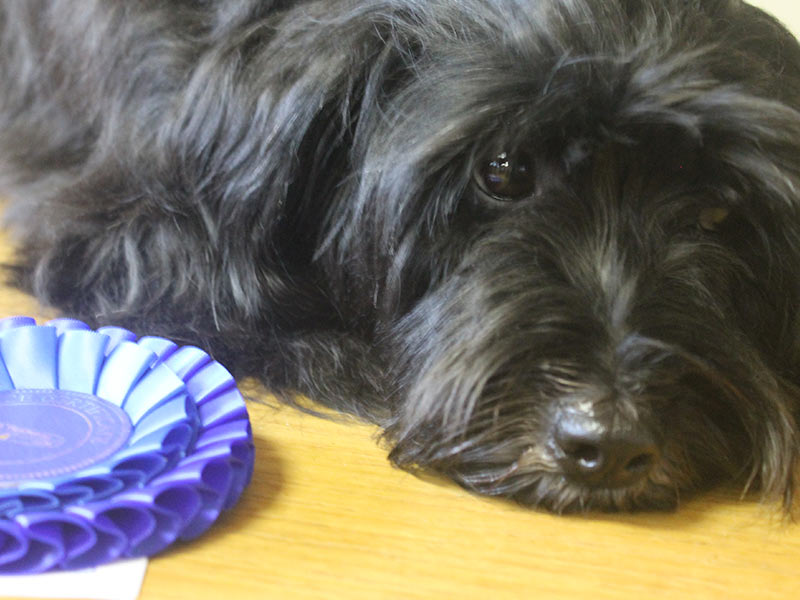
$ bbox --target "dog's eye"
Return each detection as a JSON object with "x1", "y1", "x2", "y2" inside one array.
[
  {"x1": 476, "y1": 151, "x2": 536, "y2": 200},
  {"x1": 698, "y1": 207, "x2": 731, "y2": 231}
]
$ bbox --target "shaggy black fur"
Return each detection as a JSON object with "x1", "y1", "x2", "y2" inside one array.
[{"x1": 2, "y1": 0, "x2": 800, "y2": 513}]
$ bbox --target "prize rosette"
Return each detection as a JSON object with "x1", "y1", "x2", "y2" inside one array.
[{"x1": 0, "y1": 316, "x2": 255, "y2": 573}]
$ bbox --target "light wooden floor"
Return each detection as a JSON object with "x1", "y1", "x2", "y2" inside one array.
[{"x1": 3, "y1": 2, "x2": 800, "y2": 598}]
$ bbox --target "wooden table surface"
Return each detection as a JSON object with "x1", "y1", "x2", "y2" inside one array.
[{"x1": 3, "y1": 2, "x2": 800, "y2": 598}]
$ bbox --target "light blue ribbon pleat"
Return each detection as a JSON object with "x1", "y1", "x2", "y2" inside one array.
[
  {"x1": 122, "y1": 363, "x2": 187, "y2": 424},
  {"x1": 95, "y1": 326, "x2": 138, "y2": 354},
  {"x1": 57, "y1": 330, "x2": 110, "y2": 393},
  {"x1": 46, "y1": 318, "x2": 92, "y2": 334},
  {"x1": 162, "y1": 346, "x2": 211, "y2": 379},
  {"x1": 185, "y1": 361, "x2": 237, "y2": 405},
  {"x1": 0, "y1": 316, "x2": 36, "y2": 331},
  {"x1": 94, "y1": 342, "x2": 157, "y2": 406},
  {"x1": 194, "y1": 419, "x2": 252, "y2": 451},
  {"x1": 136, "y1": 336, "x2": 178, "y2": 361},
  {"x1": 0, "y1": 326, "x2": 58, "y2": 389},
  {"x1": 127, "y1": 393, "x2": 196, "y2": 447},
  {"x1": 197, "y1": 387, "x2": 249, "y2": 429}
]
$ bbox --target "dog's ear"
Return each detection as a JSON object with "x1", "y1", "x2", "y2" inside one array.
[
  {"x1": 15, "y1": 2, "x2": 426, "y2": 337},
  {"x1": 153, "y1": 1, "x2": 425, "y2": 316}
]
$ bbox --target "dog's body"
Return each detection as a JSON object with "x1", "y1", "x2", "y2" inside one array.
[{"x1": 2, "y1": 0, "x2": 800, "y2": 512}]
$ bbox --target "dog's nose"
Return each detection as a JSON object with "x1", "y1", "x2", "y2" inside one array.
[{"x1": 553, "y1": 411, "x2": 658, "y2": 488}]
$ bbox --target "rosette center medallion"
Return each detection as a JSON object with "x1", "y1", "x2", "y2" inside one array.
[{"x1": 0, "y1": 389, "x2": 132, "y2": 485}]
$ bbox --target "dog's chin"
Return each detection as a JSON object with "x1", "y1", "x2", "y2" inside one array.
[
  {"x1": 393, "y1": 433, "x2": 733, "y2": 513},
  {"x1": 384, "y1": 278, "x2": 795, "y2": 513},
  {"x1": 385, "y1": 362, "x2": 787, "y2": 514},
  {"x1": 507, "y1": 475, "x2": 682, "y2": 514}
]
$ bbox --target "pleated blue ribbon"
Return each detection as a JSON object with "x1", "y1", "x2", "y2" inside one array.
[{"x1": 0, "y1": 316, "x2": 255, "y2": 573}]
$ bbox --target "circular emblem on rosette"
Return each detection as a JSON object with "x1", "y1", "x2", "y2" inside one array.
[{"x1": 0, "y1": 316, "x2": 255, "y2": 573}]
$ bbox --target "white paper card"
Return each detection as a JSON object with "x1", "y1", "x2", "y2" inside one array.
[{"x1": 0, "y1": 558, "x2": 148, "y2": 600}]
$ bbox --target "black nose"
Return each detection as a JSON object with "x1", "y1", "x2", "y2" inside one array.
[{"x1": 553, "y1": 411, "x2": 659, "y2": 488}]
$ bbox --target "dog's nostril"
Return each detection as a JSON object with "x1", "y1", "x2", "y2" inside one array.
[
  {"x1": 562, "y1": 441, "x2": 602, "y2": 468},
  {"x1": 624, "y1": 452, "x2": 655, "y2": 474},
  {"x1": 553, "y1": 418, "x2": 659, "y2": 488}
]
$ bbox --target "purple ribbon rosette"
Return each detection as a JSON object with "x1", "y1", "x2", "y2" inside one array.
[{"x1": 0, "y1": 316, "x2": 255, "y2": 573}]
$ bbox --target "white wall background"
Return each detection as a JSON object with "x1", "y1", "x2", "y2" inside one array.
[{"x1": 750, "y1": 0, "x2": 800, "y2": 38}]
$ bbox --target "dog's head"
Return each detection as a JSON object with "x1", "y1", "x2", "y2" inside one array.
[{"x1": 268, "y1": 0, "x2": 800, "y2": 511}]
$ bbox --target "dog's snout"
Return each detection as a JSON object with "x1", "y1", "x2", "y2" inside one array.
[{"x1": 553, "y1": 410, "x2": 659, "y2": 489}]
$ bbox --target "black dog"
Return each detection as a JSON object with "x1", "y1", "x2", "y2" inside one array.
[{"x1": 2, "y1": 0, "x2": 800, "y2": 513}]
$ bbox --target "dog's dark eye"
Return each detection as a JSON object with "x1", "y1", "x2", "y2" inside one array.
[
  {"x1": 476, "y1": 151, "x2": 536, "y2": 200},
  {"x1": 698, "y1": 207, "x2": 731, "y2": 231}
]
